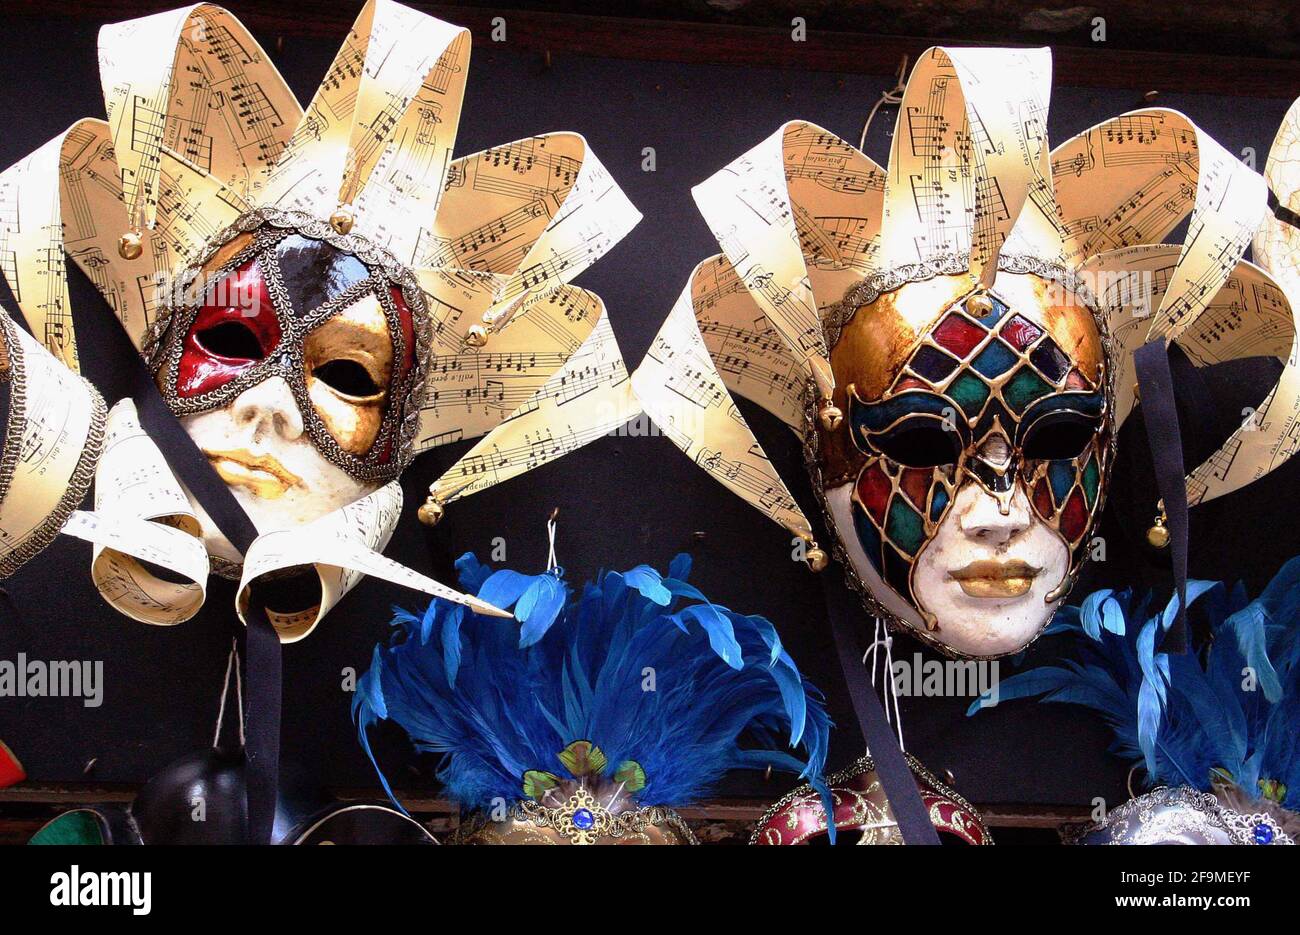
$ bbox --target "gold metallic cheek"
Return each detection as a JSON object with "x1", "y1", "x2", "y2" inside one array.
[
  {"x1": 301, "y1": 294, "x2": 396, "y2": 455},
  {"x1": 305, "y1": 376, "x2": 385, "y2": 455}
]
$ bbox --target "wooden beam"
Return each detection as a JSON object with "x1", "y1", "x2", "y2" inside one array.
[{"x1": 6, "y1": 1, "x2": 1299, "y2": 98}]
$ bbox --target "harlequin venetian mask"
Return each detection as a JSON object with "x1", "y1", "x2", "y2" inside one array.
[
  {"x1": 636, "y1": 46, "x2": 1297, "y2": 659},
  {"x1": 146, "y1": 209, "x2": 428, "y2": 552},
  {"x1": 825, "y1": 266, "x2": 1112, "y2": 656}
]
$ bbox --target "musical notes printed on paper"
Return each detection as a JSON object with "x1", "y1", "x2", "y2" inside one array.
[
  {"x1": 878, "y1": 47, "x2": 1055, "y2": 286},
  {"x1": 692, "y1": 254, "x2": 807, "y2": 430},
  {"x1": 425, "y1": 134, "x2": 640, "y2": 323},
  {"x1": 632, "y1": 267, "x2": 812, "y2": 540},
  {"x1": 99, "y1": 4, "x2": 299, "y2": 230},
  {"x1": 417, "y1": 284, "x2": 603, "y2": 447},
  {"x1": 431, "y1": 307, "x2": 637, "y2": 504},
  {"x1": 65, "y1": 399, "x2": 209, "y2": 625}
]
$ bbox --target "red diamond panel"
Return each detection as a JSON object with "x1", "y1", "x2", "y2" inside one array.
[
  {"x1": 857, "y1": 462, "x2": 891, "y2": 525},
  {"x1": 932, "y1": 314, "x2": 985, "y2": 358},
  {"x1": 1001, "y1": 314, "x2": 1043, "y2": 351},
  {"x1": 1060, "y1": 488, "x2": 1089, "y2": 542}
]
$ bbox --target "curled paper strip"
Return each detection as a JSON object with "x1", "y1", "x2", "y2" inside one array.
[
  {"x1": 61, "y1": 399, "x2": 208, "y2": 625},
  {"x1": 1256, "y1": 95, "x2": 1300, "y2": 295},
  {"x1": 0, "y1": 308, "x2": 105, "y2": 579},
  {"x1": 238, "y1": 482, "x2": 509, "y2": 643},
  {"x1": 60, "y1": 400, "x2": 504, "y2": 639}
]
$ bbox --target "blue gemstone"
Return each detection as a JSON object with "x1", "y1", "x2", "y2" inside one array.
[
  {"x1": 971, "y1": 339, "x2": 1019, "y2": 380},
  {"x1": 572, "y1": 808, "x2": 595, "y2": 830},
  {"x1": 1254, "y1": 822, "x2": 1274, "y2": 845}
]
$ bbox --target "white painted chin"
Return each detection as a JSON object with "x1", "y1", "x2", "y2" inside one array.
[
  {"x1": 827, "y1": 481, "x2": 1070, "y2": 658},
  {"x1": 181, "y1": 406, "x2": 375, "y2": 565}
]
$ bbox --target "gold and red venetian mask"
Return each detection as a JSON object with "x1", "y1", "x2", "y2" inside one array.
[{"x1": 147, "y1": 208, "x2": 428, "y2": 495}]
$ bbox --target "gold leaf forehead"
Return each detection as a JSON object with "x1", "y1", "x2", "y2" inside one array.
[{"x1": 832, "y1": 272, "x2": 1104, "y2": 402}]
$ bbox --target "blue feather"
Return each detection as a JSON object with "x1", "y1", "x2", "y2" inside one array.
[
  {"x1": 516, "y1": 574, "x2": 567, "y2": 647},
  {"x1": 972, "y1": 561, "x2": 1300, "y2": 812},
  {"x1": 353, "y1": 553, "x2": 832, "y2": 818}
]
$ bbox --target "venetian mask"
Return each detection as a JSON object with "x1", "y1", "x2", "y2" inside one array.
[
  {"x1": 453, "y1": 776, "x2": 697, "y2": 846},
  {"x1": 1065, "y1": 787, "x2": 1294, "y2": 846},
  {"x1": 147, "y1": 210, "x2": 428, "y2": 558},
  {"x1": 823, "y1": 268, "x2": 1112, "y2": 657},
  {"x1": 750, "y1": 752, "x2": 991, "y2": 845},
  {"x1": 638, "y1": 46, "x2": 1293, "y2": 663}
]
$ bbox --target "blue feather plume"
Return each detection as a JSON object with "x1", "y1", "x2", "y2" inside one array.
[
  {"x1": 354, "y1": 552, "x2": 833, "y2": 821},
  {"x1": 969, "y1": 561, "x2": 1300, "y2": 813}
]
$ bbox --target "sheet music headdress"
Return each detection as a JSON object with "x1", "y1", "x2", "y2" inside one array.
[
  {"x1": 0, "y1": 0, "x2": 640, "y2": 639},
  {"x1": 634, "y1": 48, "x2": 1299, "y2": 659}
]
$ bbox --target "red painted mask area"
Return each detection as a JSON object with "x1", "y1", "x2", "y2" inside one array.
[
  {"x1": 390, "y1": 285, "x2": 416, "y2": 383},
  {"x1": 176, "y1": 259, "x2": 280, "y2": 398}
]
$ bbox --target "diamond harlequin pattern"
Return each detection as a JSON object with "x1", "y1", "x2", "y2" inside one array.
[{"x1": 848, "y1": 285, "x2": 1109, "y2": 616}]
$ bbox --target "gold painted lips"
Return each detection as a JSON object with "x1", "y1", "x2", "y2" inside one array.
[
  {"x1": 948, "y1": 559, "x2": 1040, "y2": 599},
  {"x1": 205, "y1": 448, "x2": 302, "y2": 499}
]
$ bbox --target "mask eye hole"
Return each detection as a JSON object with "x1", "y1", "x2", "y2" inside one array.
[
  {"x1": 871, "y1": 417, "x2": 961, "y2": 467},
  {"x1": 1021, "y1": 414, "x2": 1099, "y2": 460},
  {"x1": 313, "y1": 359, "x2": 383, "y2": 399},
  {"x1": 194, "y1": 320, "x2": 265, "y2": 362}
]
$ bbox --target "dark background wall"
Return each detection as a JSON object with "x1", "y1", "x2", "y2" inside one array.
[{"x1": 0, "y1": 5, "x2": 1296, "y2": 817}]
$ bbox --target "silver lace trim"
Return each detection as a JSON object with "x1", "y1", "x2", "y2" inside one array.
[
  {"x1": 1061, "y1": 785, "x2": 1296, "y2": 846},
  {"x1": 142, "y1": 205, "x2": 432, "y2": 485},
  {"x1": 0, "y1": 311, "x2": 107, "y2": 578}
]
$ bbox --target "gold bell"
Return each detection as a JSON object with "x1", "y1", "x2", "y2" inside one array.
[
  {"x1": 417, "y1": 497, "x2": 445, "y2": 527},
  {"x1": 329, "y1": 207, "x2": 355, "y2": 235},
  {"x1": 966, "y1": 292, "x2": 994, "y2": 318},
  {"x1": 805, "y1": 544, "x2": 829, "y2": 573},
  {"x1": 118, "y1": 231, "x2": 143, "y2": 260},
  {"x1": 466, "y1": 324, "x2": 489, "y2": 348},
  {"x1": 1146, "y1": 499, "x2": 1169, "y2": 550},
  {"x1": 818, "y1": 401, "x2": 843, "y2": 432}
]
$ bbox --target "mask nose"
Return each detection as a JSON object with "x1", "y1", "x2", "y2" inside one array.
[
  {"x1": 965, "y1": 434, "x2": 1018, "y2": 511},
  {"x1": 230, "y1": 376, "x2": 304, "y2": 443},
  {"x1": 958, "y1": 480, "x2": 1032, "y2": 547}
]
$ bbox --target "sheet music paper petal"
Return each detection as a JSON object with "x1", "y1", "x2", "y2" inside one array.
[
  {"x1": 98, "y1": 3, "x2": 299, "y2": 228},
  {"x1": 426, "y1": 133, "x2": 641, "y2": 327},
  {"x1": 430, "y1": 303, "x2": 636, "y2": 505},
  {"x1": 1255, "y1": 95, "x2": 1300, "y2": 296},
  {"x1": 416, "y1": 281, "x2": 603, "y2": 450},
  {"x1": 0, "y1": 307, "x2": 105, "y2": 578},
  {"x1": 877, "y1": 47, "x2": 1053, "y2": 287},
  {"x1": 693, "y1": 123, "x2": 827, "y2": 390},
  {"x1": 1084, "y1": 243, "x2": 1299, "y2": 505},
  {"x1": 693, "y1": 253, "x2": 807, "y2": 430},
  {"x1": 632, "y1": 268, "x2": 813, "y2": 541}
]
